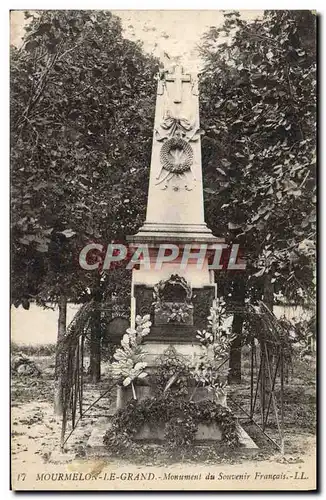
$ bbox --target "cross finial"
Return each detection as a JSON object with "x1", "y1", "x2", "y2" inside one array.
[{"x1": 165, "y1": 64, "x2": 191, "y2": 104}]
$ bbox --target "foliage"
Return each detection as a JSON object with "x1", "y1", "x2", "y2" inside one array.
[
  {"x1": 153, "y1": 275, "x2": 192, "y2": 301},
  {"x1": 153, "y1": 298, "x2": 235, "y2": 401},
  {"x1": 279, "y1": 313, "x2": 316, "y2": 358},
  {"x1": 164, "y1": 412, "x2": 198, "y2": 450},
  {"x1": 104, "y1": 302, "x2": 239, "y2": 458},
  {"x1": 103, "y1": 394, "x2": 239, "y2": 458},
  {"x1": 110, "y1": 314, "x2": 151, "y2": 396},
  {"x1": 156, "y1": 302, "x2": 193, "y2": 323},
  {"x1": 100, "y1": 343, "x2": 119, "y2": 362},
  {"x1": 155, "y1": 347, "x2": 193, "y2": 397},
  {"x1": 11, "y1": 341, "x2": 57, "y2": 357},
  {"x1": 196, "y1": 297, "x2": 234, "y2": 350},
  {"x1": 152, "y1": 300, "x2": 235, "y2": 401},
  {"x1": 194, "y1": 298, "x2": 235, "y2": 398},
  {"x1": 200, "y1": 10, "x2": 316, "y2": 306},
  {"x1": 11, "y1": 10, "x2": 158, "y2": 306}
]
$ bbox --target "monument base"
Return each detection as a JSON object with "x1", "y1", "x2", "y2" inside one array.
[
  {"x1": 134, "y1": 341, "x2": 213, "y2": 368},
  {"x1": 87, "y1": 420, "x2": 258, "y2": 453},
  {"x1": 127, "y1": 222, "x2": 224, "y2": 245},
  {"x1": 136, "y1": 421, "x2": 223, "y2": 442},
  {"x1": 134, "y1": 422, "x2": 257, "y2": 448}
]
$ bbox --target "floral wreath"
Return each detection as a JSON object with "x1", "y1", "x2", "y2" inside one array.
[
  {"x1": 153, "y1": 274, "x2": 192, "y2": 303},
  {"x1": 153, "y1": 275, "x2": 193, "y2": 323}
]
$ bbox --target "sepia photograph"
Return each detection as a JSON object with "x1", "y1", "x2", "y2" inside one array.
[{"x1": 10, "y1": 8, "x2": 316, "y2": 491}]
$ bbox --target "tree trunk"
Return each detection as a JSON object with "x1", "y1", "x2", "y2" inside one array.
[
  {"x1": 263, "y1": 273, "x2": 274, "y2": 365},
  {"x1": 228, "y1": 274, "x2": 245, "y2": 384},
  {"x1": 54, "y1": 295, "x2": 67, "y2": 415},
  {"x1": 261, "y1": 272, "x2": 275, "y2": 415},
  {"x1": 263, "y1": 273, "x2": 274, "y2": 311},
  {"x1": 90, "y1": 305, "x2": 101, "y2": 383},
  {"x1": 228, "y1": 314, "x2": 244, "y2": 384}
]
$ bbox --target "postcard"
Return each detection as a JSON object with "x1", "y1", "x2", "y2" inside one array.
[{"x1": 10, "y1": 9, "x2": 316, "y2": 491}]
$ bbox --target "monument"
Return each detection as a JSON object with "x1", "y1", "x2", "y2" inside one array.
[{"x1": 87, "y1": 60, "x2": 257, "y2": 451}]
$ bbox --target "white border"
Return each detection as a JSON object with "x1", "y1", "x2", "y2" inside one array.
[{"x1": 2, "y1": 3, "x2": 322, "y2": 499}]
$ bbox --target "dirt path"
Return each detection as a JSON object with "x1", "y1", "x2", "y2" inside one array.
[{"x1": 11, "y1": 398, "x2": 316, "y2": 491}]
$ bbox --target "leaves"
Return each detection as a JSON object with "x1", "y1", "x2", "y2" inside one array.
[
  {"x1": 60, "y1": 229, "x2": 76, "y2": 238},
  {"x1": 216, "y1": 167, "x2": 226, "y2": 176},
  {"x1": 110, "y1": 314, "x2": 152, "y2": 387},
  {"x1": 200, "y1": 10, "x2": 316, "y2": 304},
  {"x1": 11, "y1": 10, "x2": 157, "y2": 305},
  {"x1": 122, "y1": 377, "x2": 131, "y2": 387}
]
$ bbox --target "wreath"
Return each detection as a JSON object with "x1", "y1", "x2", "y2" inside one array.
[
  {"x1": 153, "y1": 275, "x2": 192, "y2": 303},
  {"x1": 103, "y1": 394, "x2": 240, "y2": 457},
  {"x1": 153, "y1": 275, "x2": 193, "y2": 323},
  {"x1": 160, "y1": 137, "x2": 194, "y2": 174}
]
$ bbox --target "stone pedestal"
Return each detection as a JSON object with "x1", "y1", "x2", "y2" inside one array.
[
  {"x1": 87, "y1": 418, "x2": 258, "y2": 453},
  {"x1": 136, "y1": 421, "x2": 223, "y2": 443},
  {"x1": 115, "y1": 382, "x2": 229, "y2": 444}
]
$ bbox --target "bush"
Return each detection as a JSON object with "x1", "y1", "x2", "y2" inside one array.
[{"x1": 11, "y1": 342, "x2": 56, "y2": 357}]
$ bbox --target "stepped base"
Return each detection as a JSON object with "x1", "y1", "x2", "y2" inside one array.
[{"x1": 127, "y1": 222, "x2": 224, "y2": 245}]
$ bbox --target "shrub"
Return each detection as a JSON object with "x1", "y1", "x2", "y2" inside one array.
[{"x1": 11, "y1": 342, "x2": 56, "y2": 356}]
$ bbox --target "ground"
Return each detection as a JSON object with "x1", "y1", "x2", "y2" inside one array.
[{"x1": 11, "y1": 348, "x2": 316, "y2": 491}]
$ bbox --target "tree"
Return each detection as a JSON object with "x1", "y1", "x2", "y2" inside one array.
[
  {"x1": 11, "y1": 10, "x2": 158, "y2": 393},
  {"x1": 199, "y1": 10, "x2": 316, "y2": 381}
]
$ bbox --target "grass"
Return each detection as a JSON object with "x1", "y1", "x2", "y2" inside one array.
[{"x1": 228, "y1": 348, "x2": 316, "y2": 435}]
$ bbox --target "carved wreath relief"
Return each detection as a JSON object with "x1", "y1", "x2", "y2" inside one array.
[
  {"x1": 154, "y1": 64, "x2": 202, "y2": 192},
  {"x1": 160, "y1": 137, "x2": 194, "y2": 175}
]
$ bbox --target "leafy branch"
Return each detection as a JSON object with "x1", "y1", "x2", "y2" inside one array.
[{"x1": 110, "y1": 314, "x2": 152, "y2": 399}]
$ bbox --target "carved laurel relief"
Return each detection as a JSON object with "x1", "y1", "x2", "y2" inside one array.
[{"x1": 160, "y1": 138, "x2": 193, "y2": 174}]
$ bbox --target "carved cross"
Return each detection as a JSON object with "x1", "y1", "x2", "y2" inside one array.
[{"x1": 165, "y1": 65, "x2": 191, "y2": 104}]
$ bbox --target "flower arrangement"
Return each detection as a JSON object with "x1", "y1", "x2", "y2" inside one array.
[
  {"x1": 192, "y1": 298, "x2": 235, "y2": 401},
  {"x1": 153, "y1": 275, "x2": 193, "y2": 324},
  {"x1": 157, "y1": 302, "x2": 193, "y2": 323},
  {"x1": 110, "y1": 314, "x2": 151, "y2": 399}
]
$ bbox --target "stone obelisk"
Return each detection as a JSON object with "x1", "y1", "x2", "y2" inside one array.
[{"x1": 129, "y1": 62, "x2": 221, "y2": 244}]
